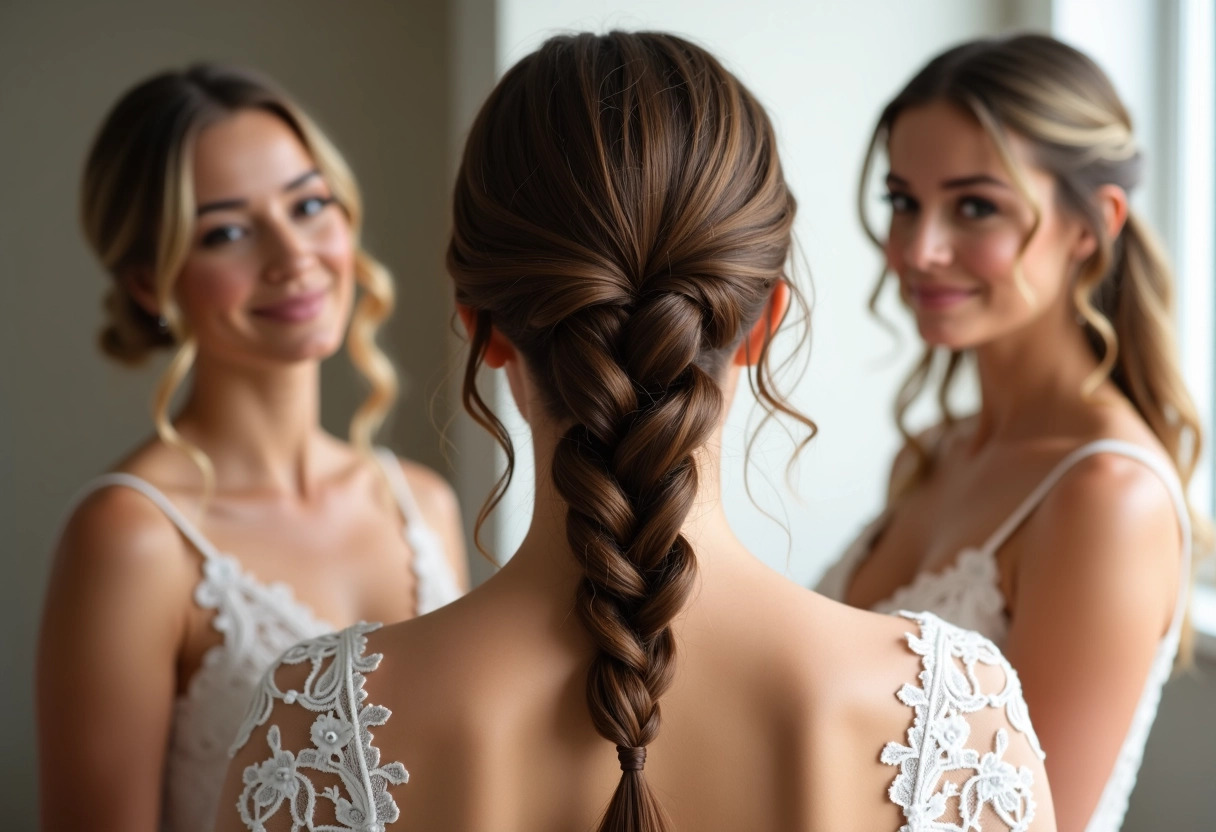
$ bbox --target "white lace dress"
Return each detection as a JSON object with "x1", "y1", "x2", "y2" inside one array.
[
  {"x1": 226, "y1": 615, "x2": 1046, "y2": 831},
  {"x1": 67, "y1": 448, "x2": 463, "y2": 832},
  {"x1": 817, "y1": 439, "x2": 1193, "y2": 832}
]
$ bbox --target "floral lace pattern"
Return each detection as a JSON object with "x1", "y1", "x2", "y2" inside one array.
[
  {"x1": 817, "y1": 519, "x2": 1009, "y2": 644},
  {"x1": 66, "y1": 457, "x2": 460, "y2": 832},
  {"x1": 234, "y1": 622, "x2": 408, "y2": 831},
  {"x1": 885, "y1": 611, "x2": 1044, "y2": 832},
  {"x1": 874, "y1": 548, "x2": 1009, "y2": 645},
  {"x1": 166, "y1": 552, "x2": 338, "y2": 831},
  {"x1": 822, "y1": 440, "x2": 1194, "y2": 832}
]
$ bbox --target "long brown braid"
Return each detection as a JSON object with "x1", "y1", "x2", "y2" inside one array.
[{"x1": 448, "y1": 32, "x2": 798, "y2": 830}]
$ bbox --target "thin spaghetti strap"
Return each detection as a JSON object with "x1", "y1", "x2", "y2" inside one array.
[
  {"x1": 979, "y1": 440, "x2": 1193, "y2": 595},
  {"x1": 371, "y1": 447, "x2": 463, "y2": 613},
  {"x1": 372, "y1": 447, "x2": 424, "y2": 529},
  {"x1": 66, "y1": 473, "x2": 224, "y2": 561}
]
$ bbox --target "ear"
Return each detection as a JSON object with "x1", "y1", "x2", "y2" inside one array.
[
  {"x1": 120, "y1": 267, "x2": 161, "y2": 318},
  {"x1": 1074, "y1": 184, "x2": 1129, "y2": 262},
  {"x1": 456, "y1": 303, "x2": 516, "y2": 369},
  {"x1": 733, "y1": 280, "x2": 791, "y2": 367}
]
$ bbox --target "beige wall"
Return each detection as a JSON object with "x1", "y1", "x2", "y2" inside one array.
[{"x1": 0, "y1": 1, "x2": 453, "y2": 822}]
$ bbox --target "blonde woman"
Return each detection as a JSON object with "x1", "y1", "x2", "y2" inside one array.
[
  {"x1": 36, "y1": 64, "x2": 467, "y2": 832},
  {"x1": 818, "y1": 35, "x2": 1204, "y2": 831},
  {"x1": 217, "y1": 32, "x2": 1053, "y2": 832}
]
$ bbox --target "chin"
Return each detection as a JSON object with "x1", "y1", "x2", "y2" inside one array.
[
  {"x1": 292, "y1": 333, "x2": 346, "y2": 362},
  {"x1": 258, "y1": 328, "x2": 347, "y2": 365},
  {"x1": 916, "y1": 322, "x2": 978, "y2": 353}
]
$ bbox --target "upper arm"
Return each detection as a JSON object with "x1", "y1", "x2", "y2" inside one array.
[
  {"x1": 1003, "y1": 456, "x2": 1182, "y2": 831},
  {"x1": 401, "y1": 460, "x2": 470, "y2": 592},
  {"x1": 36, "y1": 489, "x2": 190, "y2": 831}
]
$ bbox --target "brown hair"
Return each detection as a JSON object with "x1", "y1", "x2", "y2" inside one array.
[
  {"x1": 81, "y1": 64, "x2": 397, "y2": 491},
  {"x1": 448, "y1": 31, "x2": 807, "y2": 830},
  {"x1": 859, "y1": 33, "x2": 1210, "y2": 652}
]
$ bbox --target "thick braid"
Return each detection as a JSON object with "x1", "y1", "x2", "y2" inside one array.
[
  {"x1": 547, "y1": 284, "x2": 724, "y2": 830},
  {"x1": 448, "y1": 31, "x2": 801, "y2": 831}
]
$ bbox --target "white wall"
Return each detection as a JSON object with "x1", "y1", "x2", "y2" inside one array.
[{"x1": 485, "y1": 0, "x2": 1007, "y2": 585}]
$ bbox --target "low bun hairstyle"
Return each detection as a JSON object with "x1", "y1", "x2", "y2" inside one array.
[{"x1": 81, "y1": 64, "x2": 398, "y2": 489}]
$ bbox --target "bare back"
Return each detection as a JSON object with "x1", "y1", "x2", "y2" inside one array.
[{"x1": 219, "y1": 549, "x2": 1054, "y2": 832}]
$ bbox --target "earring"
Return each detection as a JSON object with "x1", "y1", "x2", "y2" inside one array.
[{"x1": 156, "y1": 315, "x2": 169, "y2": 333}]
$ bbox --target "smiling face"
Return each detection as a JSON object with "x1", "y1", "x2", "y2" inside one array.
[
  {"x1": 882, "y1": 100, "x2": 1090, "y2": 351},
  {"x1": 173, "y1": 108, "x2": 356, "y2": 369}
]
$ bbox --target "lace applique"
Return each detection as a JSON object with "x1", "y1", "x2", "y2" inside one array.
[
  {"x1": 884, "y1": 612, "x2": 1044, "y2": 832},
  {"x1": 873, "y1": 548, "x2": 1010, "y2": 646},
  {"x1": 231, "y1": 622, "x2": 408, "y2": 831}
]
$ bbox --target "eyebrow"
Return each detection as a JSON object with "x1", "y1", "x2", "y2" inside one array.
[
  {"x1": 195, "y1": 169, "x2": 322, "y2": 216},
  {"x1": 885, "y1": 172, "x2": 1010, "y2": 190}
]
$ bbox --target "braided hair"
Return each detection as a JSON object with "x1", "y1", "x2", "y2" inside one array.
[{"x1": 448, "y1": 32, "x2": 798, "y2": 830}]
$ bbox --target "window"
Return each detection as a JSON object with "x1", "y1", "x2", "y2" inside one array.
[{"x1": 1170, "y1": 0, "x2": 1216, "y2": 645}]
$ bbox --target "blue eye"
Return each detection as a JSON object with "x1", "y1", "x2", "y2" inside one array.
[
  {"x1": 959, "y1": 197, "x2": 997, "y2": 219},
  {"x1": 295, "y1": 195, "x2": 334, "y2": 218},
  {"x1": 883, "y1": 192, "x2": 916, "y2": 214},
  {"x1": 201, "y1": 225, "x2": 246, "y2": 247}
]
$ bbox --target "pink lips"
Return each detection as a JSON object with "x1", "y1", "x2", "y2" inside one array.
[
  {"x1": 252, "y1": 289, "x2": 328, "y2": 323},
  {"x1": 907, "y1": 285, "x2": 978, "y2": 311}
]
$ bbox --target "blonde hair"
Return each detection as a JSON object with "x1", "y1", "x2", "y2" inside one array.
[
  {"x1": 859, "y1": 33, "x2": 1211, "y2": 658},
  {"x1": 81, "y1": 64, "x2": 398, "y2": 493}
]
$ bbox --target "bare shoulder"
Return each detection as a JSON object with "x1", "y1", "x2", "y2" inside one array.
[
  {"x1": 803, "y1": 602, "x2": 1055, "y2": 830},
  {"x1": 1046, "y1": 445, "x2": 1177, "y2": 512},
  {"x1": 1029, "y1": 448, "x2": 1182, "y2": 566},
  {"x1": 1063, "y1": 404, "x2": 1183, "y2": 536},
  {"x1": 61, "y1": 435, "x2": 209, "y2": 570},
  {"x1": 719, "y1": 575, "x2": 920, "y2": 697},
  {"x1": 42, "y1": 484, "x2": 196, "y2": 663},
  {"x1": 54, "y1": 480, "x2": 194, "y2": 581},
  {"x1": 783, "y1": 595, "x2": 920, "y2": 692},
  {"x1": 758, "y1": 589, "x2": 924, "y2": 744},
  {"x1": 1014, "y1": 446, "x2": 1183, "y2": 641},
  {"x1": 765, "y1": 589, "x2": 1054, "y2": 830}
]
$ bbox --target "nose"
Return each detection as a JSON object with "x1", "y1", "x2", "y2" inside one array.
[
  {"x1": 899, "y1": 214, "x2": 953, "y2": 272},
  {"x1": 262, "y1": 219, "x2": 315, "y2": 283}
]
